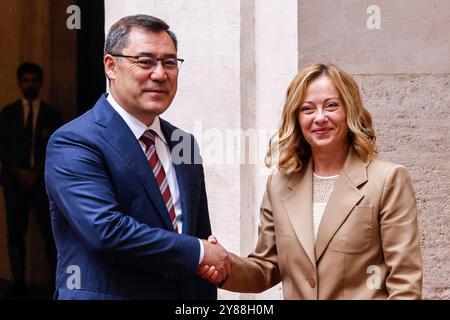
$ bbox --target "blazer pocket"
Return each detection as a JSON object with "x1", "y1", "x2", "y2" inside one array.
[{"x1": 329, "y1": 205, "x2": 374, "y2": 254}]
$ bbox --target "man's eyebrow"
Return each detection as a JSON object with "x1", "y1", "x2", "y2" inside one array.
[{"x1": 136, "y1": 52, "x2": 178, "y2": 58}]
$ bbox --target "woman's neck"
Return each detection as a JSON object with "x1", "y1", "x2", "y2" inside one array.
[{"x1": 312, "y1": 144, "x2": 349, "y2": 176}]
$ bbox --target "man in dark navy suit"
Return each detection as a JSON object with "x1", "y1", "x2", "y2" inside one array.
[
  {"x1": 0, "y1": 62, "x2": 61, "y2": 297},
  {"x1": 44, "y1": 15, "x2": 232, "y2": 300}
]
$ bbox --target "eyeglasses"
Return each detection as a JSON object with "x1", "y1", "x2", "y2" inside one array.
[
  {"x1": 299, "y1": 102, "x2": 341, "y2": 115},
  {"x1": 110, "y1": 54, "x2": 184, "y2": 71}
]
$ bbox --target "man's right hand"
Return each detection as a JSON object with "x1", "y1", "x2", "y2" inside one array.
[{"x1": 199, "y1": 236, "x2": 233, "y2": 284}]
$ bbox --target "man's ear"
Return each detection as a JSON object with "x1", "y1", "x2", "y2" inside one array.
[{"x1": 104, "y1": 54, "x2": 117, "y2": 80}]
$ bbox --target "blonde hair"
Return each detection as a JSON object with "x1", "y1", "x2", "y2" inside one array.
[{"x1": 266, "y1": 63, "x2": 377, "y2": 174}]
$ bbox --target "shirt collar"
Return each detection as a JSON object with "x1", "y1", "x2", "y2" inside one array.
[
  {"x1": 21, "y1": 97, "x2": 41, "y2": 109},
  {"x1": 106, "y1": 93, "x2": 167, "y2": 145}
]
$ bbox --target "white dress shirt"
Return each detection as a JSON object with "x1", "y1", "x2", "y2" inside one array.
[{"x1": 106, "y1": 93, "x2": 204, "y2": 264}]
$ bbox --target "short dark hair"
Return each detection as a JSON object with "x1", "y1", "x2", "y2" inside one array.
[
  {"x1": 17, "y1": 62, "x2": 43, "y2": 81},
  {"x1": 104, "y1": 15, "x2": 178, "y2": 55}
]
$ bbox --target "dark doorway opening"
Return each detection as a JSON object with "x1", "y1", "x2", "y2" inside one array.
[{"x1": 76, "y1": 0, "x2": 106, "y2": 115}]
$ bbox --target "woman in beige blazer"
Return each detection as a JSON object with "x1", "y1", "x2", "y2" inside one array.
[{"x1": 200, "y1": 63, "x2": 422, "y2": 299}]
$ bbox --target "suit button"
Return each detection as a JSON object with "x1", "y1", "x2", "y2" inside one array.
[{"x1": 308, "y1": 279, "x2": 316, "y2": 288}]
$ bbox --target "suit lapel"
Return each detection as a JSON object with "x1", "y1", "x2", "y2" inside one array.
[
  {"x1": 173, "y1": 163, "x2": 191, "y2": 235},
  {"x1": 160, "y1": 121, "x2": 193, "y2": 235},
  {"x1": 94, "y1": 96, "x2": 174, "y2": 230},
  {"x1": 17, "y1": 100, "x2": 26, "y2": 130},
  {"x1": 314, "y1": 149, "x2": 367, "y2": 262},
  {"x1": 282, "y1": 160, "x2": 316, "y2": 267}
]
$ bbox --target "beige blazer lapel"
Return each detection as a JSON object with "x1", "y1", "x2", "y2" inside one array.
[
  {"x1": 315, "y1": 149, "x2": 368, "y2": 262},
  {"x1": 282, "y1": 160, "x2": 316, "y2": 267}
]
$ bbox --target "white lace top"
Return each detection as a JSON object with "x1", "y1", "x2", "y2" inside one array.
[{"x1": 312, "y1": 173, "x2": 339, "y2": 241}]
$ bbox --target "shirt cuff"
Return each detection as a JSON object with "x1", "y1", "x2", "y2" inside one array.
[{"x1": 198, "y1": 239, "x2": 204, "y2": 265}]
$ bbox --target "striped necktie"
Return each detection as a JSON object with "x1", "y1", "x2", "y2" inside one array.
[{"x1": 140, "y1": 130, "x2": 178, "y2": 233}]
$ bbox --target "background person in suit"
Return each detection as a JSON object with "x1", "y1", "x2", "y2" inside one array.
[
  {"x1": 0, "y1": 62, "x2": 61, "y2": 297},
  {"x1": 200, "y1": 63, "x2": 423, "y2": 299},
  {"x1": 44, "y1": 15, "x2": 232, "y2": 300}
]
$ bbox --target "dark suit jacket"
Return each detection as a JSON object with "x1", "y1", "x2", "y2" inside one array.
[
  {"x1": 44, "y1": 94, "x2": 216, "y2": 299},
  {"x1": 0, "y1": 99, "x2": 61, "y2": 188}
]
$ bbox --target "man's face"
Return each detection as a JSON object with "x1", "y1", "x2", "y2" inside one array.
[
  {"x1": 105, "y1": 27, "x2": 179, "y2": 126},
  {"x1": 18, "y1": 72, "x2": 42, "y2": 101}
]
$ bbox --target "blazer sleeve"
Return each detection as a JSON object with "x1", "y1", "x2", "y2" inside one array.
[
  {"x1": 221, "y1": 175, "x2": 281, "y2": 293},
  {"x1": 45, "y1": 129, "x2": 201, "y2": 279},
  {"x1": 379, "y1": 165, "x2": 423, "y2": 299}
]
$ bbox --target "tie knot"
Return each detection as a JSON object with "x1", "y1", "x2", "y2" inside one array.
[{"x1": 140, "y1": 130, "x2": 156, "y2": 147}]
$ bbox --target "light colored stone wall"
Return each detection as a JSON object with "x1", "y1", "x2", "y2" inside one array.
[
  {"x1": 299, "y1": 0, "x2": 450, "y2": 300},
  {"x1": 354, "y1": 74, "x2": 450, "y2": 299},
  {"x1": 241, "y1": 0, "x2": 298, "y2": 300},
  {"x1": 105, "y1": 0, "x2": 298, "y2": 300},
  {"x1": 103, "y1": 0, "x2": 449, "y2": 299},
  {"x1": 106, "y1": 0, "x2": 244, "y2": 300},
  {"x1": 299, "y1": 0, "x2": 450, "y2": 74}
]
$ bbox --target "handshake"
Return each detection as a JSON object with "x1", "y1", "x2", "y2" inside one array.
[{"x1": 198, "y1": 236, "x2": 234, "y2": 284}]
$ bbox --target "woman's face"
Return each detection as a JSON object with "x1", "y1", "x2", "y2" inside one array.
[{"x1": 298, "y1": 75, "x2": 349, "y2": 154}]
